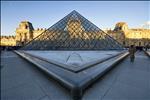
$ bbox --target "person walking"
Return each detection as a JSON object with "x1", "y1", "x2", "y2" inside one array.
[
  {"x1": 128, "y1": 45, "x2": 136, "y2": 62},
  {"x1": 145, "y1": 44, "x2": 149, "y2": 51}
]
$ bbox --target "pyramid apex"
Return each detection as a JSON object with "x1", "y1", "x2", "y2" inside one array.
[
  {"x1": 72, "y1": 10, "x2": 77, "y2": 12},
  {"x1": 71, "y1": 10, "x2": 79, "y2": 13}
]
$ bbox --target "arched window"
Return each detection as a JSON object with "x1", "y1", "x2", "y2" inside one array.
[{"x1": 25, "y1": 25, "x2": 28, "y2": 29}]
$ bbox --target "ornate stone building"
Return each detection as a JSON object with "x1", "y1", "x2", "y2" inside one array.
[
  {"x1": 0, "y1": 36, "x2": 16, "y2": 46},
  {"x1": 15, "y1": 21, "x2": 46, "y2": 46},
  {"x1": 15, "y1": 21, "x2": 34, "y2": 46},
  {"x1": 1, "y1": 21, "x2": 150, "y2": 47},
  {"x1": 106, "y1": 22, "x2": 150, "y2": 47},
  {"x1": 1, "y1": 21, "x2": 46, "y2": 46}
]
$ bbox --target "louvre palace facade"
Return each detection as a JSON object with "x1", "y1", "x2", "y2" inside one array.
[
  {"x1": 106, "y1": 22, "x2": 150, "y2": 47},
  {"x1": 1, "y1": 21, "x2": 46, "y2": 46},
  {"x1": 1, "y1": 11, "x2": 150, "y2": 48}
]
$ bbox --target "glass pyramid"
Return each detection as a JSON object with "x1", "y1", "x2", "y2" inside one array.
[{"x1": 22, "y1": 10, "x2": 124, "y2": 50}]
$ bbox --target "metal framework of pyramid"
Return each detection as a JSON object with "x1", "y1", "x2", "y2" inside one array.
[{"x1": 22, "y1": 10, "x2": 124, "y2": 50}]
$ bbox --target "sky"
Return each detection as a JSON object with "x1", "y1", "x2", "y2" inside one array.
[{"x1": 1, "y1": 1, "x2": 150, "y2": 36}]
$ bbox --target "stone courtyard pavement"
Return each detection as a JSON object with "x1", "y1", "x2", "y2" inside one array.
[{"x1": 1, "y1": 51, "x2": 150, "y2": 100}]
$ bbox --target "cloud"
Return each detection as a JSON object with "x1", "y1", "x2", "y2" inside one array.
[{"x1": 141, "y1": 21, "x2": 150, "y2": 29}]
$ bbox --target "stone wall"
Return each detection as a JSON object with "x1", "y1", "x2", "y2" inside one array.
[
  {"x1": 106, "y1": 22, "x2": 150, "y2": 47},
  {"x1": 0, "y1": 36, "x2": 16, "y2": 46},
  {"x1": 1, "y1": 21, "x2": 46, "y2": 46},
  {"x1": 33, "y1": 28, "x2": 46, "y2": 38}
]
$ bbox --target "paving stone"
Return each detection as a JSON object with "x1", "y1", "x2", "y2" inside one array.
[
  {"x1": 1, "y1": 51, "x2": 150, "y2": 100},
  {"x1": 1, "y1": 82, "x2": 45, "y2": 100},
  {"x1": 103, "y1": 82, "x2": 150, "y2": 100},
  {"x1": 1, "y1": 51, "x2": 70, "y2": 100}
]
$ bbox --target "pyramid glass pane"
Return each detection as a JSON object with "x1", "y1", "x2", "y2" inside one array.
[{"x1": 21, "y1": 10, "x2": 124, "y2": 50}]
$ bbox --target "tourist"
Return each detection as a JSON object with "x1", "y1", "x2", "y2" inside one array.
[
  {"x1": 145, "y1": 44, "x2": 149, "y2": 51},
  {"x1": 128, "y1": 45, "x2": 136, "y2": 62}
]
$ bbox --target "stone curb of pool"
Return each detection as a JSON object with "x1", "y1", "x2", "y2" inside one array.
[
  {"x1": 144, "y1": 50, "x2": 150, "y2": 58},
  {"x1": 14, "y1": 50, "x2": 129, "y2": 100},
  {"x1": 15, "y1": 50, "x2": 126, "y2": 73}
]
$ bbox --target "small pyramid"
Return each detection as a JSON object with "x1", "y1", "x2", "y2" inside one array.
[
  {"x1": 66, "y1": 52, "x2": 83, "y2": 66},
  {"x1": 22, "y1": 10, "x2": 123, "y2": 50}
]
